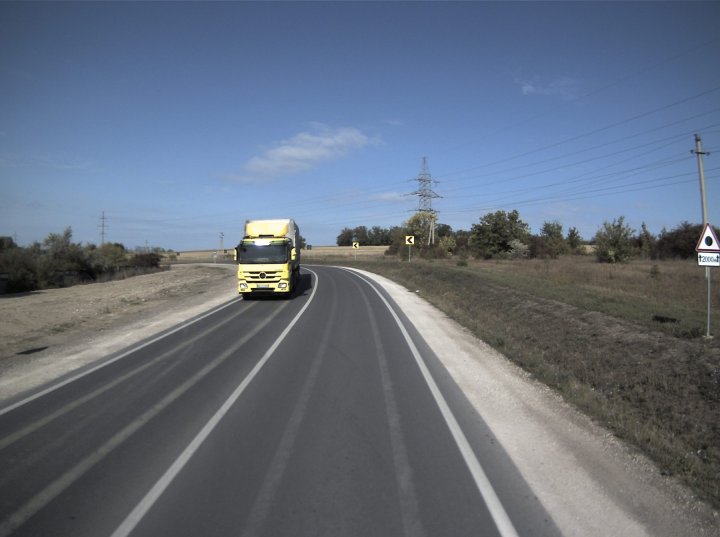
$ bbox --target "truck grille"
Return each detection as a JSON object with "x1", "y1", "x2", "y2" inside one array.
[{"x1": 244, "y1": 270, "x2": 282, "y2": 282}]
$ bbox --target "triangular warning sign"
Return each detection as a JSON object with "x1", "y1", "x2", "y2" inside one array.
[{"x1": 696, "y1": 223, "x2": 720, "y2": 252}]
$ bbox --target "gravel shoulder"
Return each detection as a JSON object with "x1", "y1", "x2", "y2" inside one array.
[
  {"x1": 0, "y1": 264, "x2": 237, "y2": 398},
  {"x1": 1, "y1": 264, "x2": 717, "y2": 535}
]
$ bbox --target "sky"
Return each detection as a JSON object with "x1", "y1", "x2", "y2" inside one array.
[{"x1": 2, "y1": 1, "x2": 720, "y2": 250}]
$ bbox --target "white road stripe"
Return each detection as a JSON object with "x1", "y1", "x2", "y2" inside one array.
[
  {"x1": 0, "y1": 301, "x2": 255, "y2": 450},
  {"x1": 0, "y1": 298, "x2": 243, "y2": 417},
  {"x1": 342, "y1": 267, "x2": 520, "y2": 537},
  {"x1": 240, "y1": 269, "x2": 332, "y2": 537},
  {"x1": 0, "y1": 300, "x2": 286, "y2": 537},
  {"x1": 351, "y1": 275, "x2": 426, "y2": 537},
  {"x1": 109, "y1": 268, "x2": 319, "y2": 537}
]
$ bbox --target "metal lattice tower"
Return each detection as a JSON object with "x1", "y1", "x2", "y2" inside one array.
[
  {"x1": 409, "y1": 157, "x2": 441, "y2": 244},
  {"x1": 99, "y1": 211, "x2": 107, "y2": 245}
]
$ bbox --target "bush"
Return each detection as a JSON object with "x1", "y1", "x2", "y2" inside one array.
[
  {"x1": 419, "y1": 244, "x2": 449, "y2": 259},
  {"x1": 540, "y1": 221, "x2": 567, "y2": 259},
  {"x1": 129, "y1": 253, "x2": 161, "y2": 268},
  {"x1": 656, "y1": 222, "x2": 703, "y2": 259},
  {"x1": 0, "y1": 247, "x2": 38, "y2": 293},
  {"x1": 594, "y1": 217, "x2": 636, "y2": 263},
  {"x1": 468, "y1": 210, "x2": 530, "y2": 259},
  {"x1": 566, "y1": 227, "x2": 583, "y2": 252}
]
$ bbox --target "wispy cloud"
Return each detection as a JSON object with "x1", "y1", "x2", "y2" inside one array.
[
  {"x1": 518, "y1": 76, "x2": 580, "y2": 100},
  {"x1": 235, "y1": 124, "x2": 372, "y2": 183}
]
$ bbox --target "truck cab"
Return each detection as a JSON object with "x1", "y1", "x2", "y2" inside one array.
[{"x1": 235, "y1": 219, "x2": 300, "y2": 296}]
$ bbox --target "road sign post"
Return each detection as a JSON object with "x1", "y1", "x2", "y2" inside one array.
[
  {"x1": 405, "y1": 236, "x2": 415, "y2": 262},
  {"x1": 696, "y1": 223, "x2": 720, "y2": 337}
]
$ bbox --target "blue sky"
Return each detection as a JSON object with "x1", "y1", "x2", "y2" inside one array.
[{"x1": 2, "y1": 1, "x2": 719, "y2": 250}]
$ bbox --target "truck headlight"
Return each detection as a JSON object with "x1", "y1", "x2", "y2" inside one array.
[
  {"x1": 278, "y1": 281, "x2": 288, "y2": 289},
  {"x1": 240, "y1": 283, "x2": 248, "y2": 290}
]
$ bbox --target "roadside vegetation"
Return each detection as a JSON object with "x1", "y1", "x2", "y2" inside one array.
[
  {"x1": 0, "y1": 228, "x2": 171, "y2": 294},
  {"x1": 324, "y1": 211, "x2": 720, "y2": 508}
]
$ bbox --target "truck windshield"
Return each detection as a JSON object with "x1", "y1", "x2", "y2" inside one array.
[{"x1": 237, "y1": 243, "x2": 288, "y2": 264}]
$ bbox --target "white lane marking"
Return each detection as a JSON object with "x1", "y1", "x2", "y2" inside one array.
[
  {"x1": 240, "y1": 270, "x2": 334, "y2": 537},
  {"x1": 0, "y1": 298, "x2": 243, "y2": 417},
  {"x1": 341, "y1": 267, "x2": 520, "y2": 537},
  {"x1": 110, "y1": 269, "x2": 319, "y2": 537},
  {"x1": 0, "y1": 300, "x2": 287, "y2": 537},
  {"x1": 351, "y1": 275, "x2": 426, "y2": 537},
  {"x1": 0, "y1": 302, "x2": 256, "y2": 451}
]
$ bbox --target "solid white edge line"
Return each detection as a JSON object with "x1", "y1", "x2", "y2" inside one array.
[
  {"x1": 0, "y1": 298, "x2": 243, "y2": 417},
  {"x1": 109, "y1": 268, "x2": 319, "y2": 537},
  {"x1": 339, "y1": 267, "x2": 520, "y2": 537}
]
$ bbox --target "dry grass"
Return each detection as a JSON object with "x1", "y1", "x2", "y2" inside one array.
[
  {"x1": 318, "y1": 255, "x2": 720, "y2": 508},
  {"x1": 458, "y1": 256, "x2": 714, "y2": 338}
]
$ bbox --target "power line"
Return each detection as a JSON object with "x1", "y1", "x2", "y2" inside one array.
[{"x1": 435, "y1": 86, "x2": 720, "y2": 181}]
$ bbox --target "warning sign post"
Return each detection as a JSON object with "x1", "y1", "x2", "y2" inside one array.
[{"x1": 696, "y1": 223, "x2": 720, "y2": 337}]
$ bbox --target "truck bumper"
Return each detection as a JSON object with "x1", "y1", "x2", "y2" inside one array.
[
  {"x1": 237, "y1": 264, "x2": 298, "y2": 296},
  {"x1": 238, "y1": 280, "x2": 291, "y2": 294}
]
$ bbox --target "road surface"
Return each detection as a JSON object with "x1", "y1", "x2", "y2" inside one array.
[{"x1": 0, "y1": 266, "x2": 558, "y2": 537}]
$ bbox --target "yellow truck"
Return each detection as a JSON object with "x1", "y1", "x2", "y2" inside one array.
[{"x1": 234, "y1": 219, "x2": 301, "y2": 297}]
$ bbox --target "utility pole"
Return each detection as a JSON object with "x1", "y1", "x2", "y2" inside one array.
[
  {"x1": 408, "y1": 157, "x2": 441, "y2": 245},
  {"x1": 217, "y1": 232, "x2": 225, "y2": 263},
  {"x1": 692, "y1": 134, "x2": 712, "y2": 337},
  {"x1": 693, "y1": 134, "x2": 709, "y2": 225}
]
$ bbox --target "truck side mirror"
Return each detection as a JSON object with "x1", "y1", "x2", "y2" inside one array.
[
  {"x1": 291, "y1": 247, "x2": 297, "y2": 261},
  {"x1": 234, "y1": 247, "x2": 239, "y2": 262}
]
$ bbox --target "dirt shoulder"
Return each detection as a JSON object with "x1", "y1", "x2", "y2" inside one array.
[{"x1": 0, "y1": 264, "x2": 237, "y2": 398}]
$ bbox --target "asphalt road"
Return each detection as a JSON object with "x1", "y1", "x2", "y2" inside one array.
[{"x1": 0, "y1": 266, "x2": 559, "y2": 537}]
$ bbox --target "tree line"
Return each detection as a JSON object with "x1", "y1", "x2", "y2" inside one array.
[
  {"x1": 0, "y1": 228, "x2": 169, "y2": 293},
  {"x1": 337, "y1": 210, "x2": 709, "y2": 263}
]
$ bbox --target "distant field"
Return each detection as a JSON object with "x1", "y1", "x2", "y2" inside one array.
[
  {"x1": 304, "y1": 245, "x2": 387, "y2": 259},
  {"x1": 171, "y1": 245, "x2": 388, "y2": 263}
]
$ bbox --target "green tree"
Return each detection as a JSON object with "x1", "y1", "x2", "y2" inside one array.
[
  {"x1": 468, "y1": 210, "x2": 530, "y2": 259},
  {"x1": 566, "y1": 227, "x2": 582, "y2": 252},
  {"x1": 352, "y1": 226, "x2": 369, "y2": 245},
  {"x1": 367, "y1": 226, "x2": 391, "y2": 246},
  {"x1": 656, "y1": 221, "x2": 703, "y2": 259},
  {"x1": 439, "y1": 235, "x2": 457, "y2": 256},
  {"x1": 594, "y1": 216, "x2": 635, "y2": 263},
  {"x1": 384, "y1": 214, "x2": 450, "y2": 258},
  {"x1": 540, "y1": 221, "x2": 567, "y2": 259},
  {"x1": 454, "y1": 229, "x2": 470, "y2": 256},
  {"x1": 336, "y1": 227, "x2": 353, "y2": 246},
  {"x1": 94, "y1": 242, "x2": 127, "y2": 271},
  {"x1": 384, "y1": 226, "x2": 408, "y2": 256},
  {"x1": 0, "y1": 236, "x2": 17, "y2": 252},
  {"x1": 637, "y1": 222, "x2": 657, "y2": 260},
  {"x1": 435, "y1": 223, "x2": 453, "y2": 239},
  {"x1": 38, "y1": 227, "x2": 96, "y2": 285},
  {"x1": 0, "y1": 246, "x2": 38, "y2": 292},
  {"x1": 405, "y1": 212, "x2": 434, "y2": 247}
]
